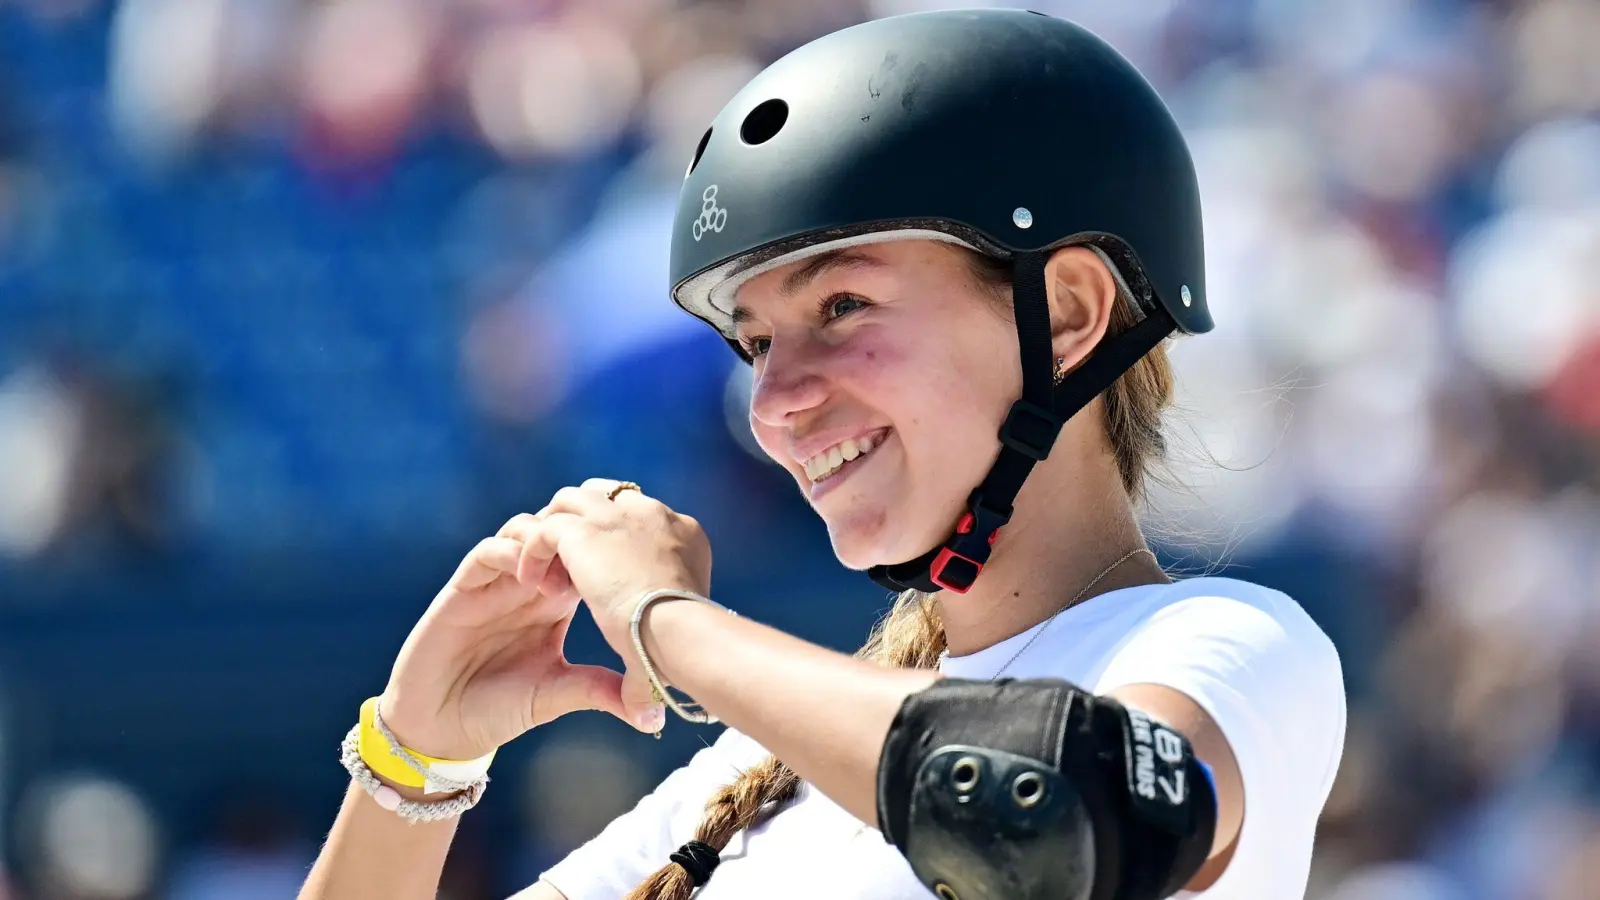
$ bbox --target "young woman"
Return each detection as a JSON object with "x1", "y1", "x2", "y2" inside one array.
[{"x1": 300, "y1": 10, "x2": 1345, "y2": 900}]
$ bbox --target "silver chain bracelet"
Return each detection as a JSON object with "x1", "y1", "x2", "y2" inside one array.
[
  {"x1": 339, "y1": 725, "x2": 488, "y2": 824},
  {"x1": 629, "y1": 589, "x2": 735, "y2": 726},
  {"x1": 369, "y1": 699, "x2": 486, "y2": 795}
]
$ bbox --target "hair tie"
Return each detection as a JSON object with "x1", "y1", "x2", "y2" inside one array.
[{"x1": 669, "y1": 839, "x2": 722, "y2": 886}]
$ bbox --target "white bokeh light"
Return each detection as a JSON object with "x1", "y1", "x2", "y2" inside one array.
[
  {"x1": 1451, "y1": 209, "x2": 1600, "y2": 390},
  {"x1": 17, "y1": 775, "x2": 161, "y2": 900}
]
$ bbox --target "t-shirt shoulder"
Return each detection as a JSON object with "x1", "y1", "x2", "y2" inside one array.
[
  {"x1": 533, "y1": 728, "x2": 769, "y2": 900},
  {"x1": 1093, "y1": 576, "x2": 1345, "y2": 790},
  {"x1": 1093, "y1": 576, "x2": 1347, "y2": 898}
]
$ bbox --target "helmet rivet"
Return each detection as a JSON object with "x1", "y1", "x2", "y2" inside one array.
[
  {"x1": 1180, "y1": 285, "x2": 1193, "y2": 307},
  {"x1": 1012, "y1": 207, "x2": 1034, "y2": 229}
]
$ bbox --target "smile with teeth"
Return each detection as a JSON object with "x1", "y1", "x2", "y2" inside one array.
[{"x1": 801, "y1": 430, "x2": 887, "y2": 484}]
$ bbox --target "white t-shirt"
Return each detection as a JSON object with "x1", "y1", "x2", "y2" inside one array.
[{"x1": 533, "y1": 576, "x2": 1346, "y2": 900}]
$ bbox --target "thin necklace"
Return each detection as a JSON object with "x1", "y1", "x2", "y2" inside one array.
[{"x1": 987, "y1": 547, "x2": 1157, "y2": 680}]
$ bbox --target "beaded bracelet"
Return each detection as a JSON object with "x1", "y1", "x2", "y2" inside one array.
[
  {"x1": 629, "y1": 589, "x2": 736, "y2": 727},
  {"x1": 339, "y1": 725, "x2": 488, "y2": 824}
]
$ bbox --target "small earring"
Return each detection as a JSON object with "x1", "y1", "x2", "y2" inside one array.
[{"x1": 1053, "y1": 356, "x2": 1067, "y2": 385}]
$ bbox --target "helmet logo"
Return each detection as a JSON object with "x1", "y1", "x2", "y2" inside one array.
[{"x1": 693, "y1": 185, "x2": 728, "y2": 241}]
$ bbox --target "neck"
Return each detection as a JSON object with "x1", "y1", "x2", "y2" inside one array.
[{"x1": 933, "y1": 448, "x2": 1170, "y2": 658}]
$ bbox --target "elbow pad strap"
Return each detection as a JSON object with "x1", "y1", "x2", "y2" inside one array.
[{"x1": 877, "y1": 678, "x2": 1217, "y2": 900}]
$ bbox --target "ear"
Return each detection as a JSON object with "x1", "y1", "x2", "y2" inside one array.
[{"x1": 1043, "y1": 246, "x2": 1118, "y2": 374}]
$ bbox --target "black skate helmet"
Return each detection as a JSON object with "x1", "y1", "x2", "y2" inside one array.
[{"x1": 669, "y1": 8, "x2": 1212, "y2": 594}]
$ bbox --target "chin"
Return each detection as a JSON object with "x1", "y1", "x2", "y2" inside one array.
[
  {"x1": 829, "y1": 537, "x2": 883, "y2": 572},
  {"x1": 823, "y1": 512, "x2": 894, "y2": 571},
  {"x1": 824, "y1": 510, "x2": 943, "y2": 572}
]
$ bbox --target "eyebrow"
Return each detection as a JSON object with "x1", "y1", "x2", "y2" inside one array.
[{"x1": 730, "y1": 249, "x2": 884, "y2": 326}]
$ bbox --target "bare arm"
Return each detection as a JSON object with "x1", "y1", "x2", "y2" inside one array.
[
  {"x1": 642, "y1": 597, "x2": 938, "y2": 826},
  {"x1": 298, "y1": 782, "x2": 459, "y2": 900},
  {"x1": 1108, "y1": 684, "x2": 1244, "y2": 890},
  {"x1": 298, "y1": 778, "x2": 575, "y2": 900},
  {"x1": 641, "y1": 599, "x2": 1246, "y2": 879}
]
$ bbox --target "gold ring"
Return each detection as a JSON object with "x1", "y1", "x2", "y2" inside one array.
[{"x1": 606, "y1": 481, "x2": 642, "y2": 502}]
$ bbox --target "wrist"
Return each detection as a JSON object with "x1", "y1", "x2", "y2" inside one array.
[
  {"x1": 635, "y1": 591, "x2": 716, "y2": 685},
  {"x1": 359, "y1": 697, "x2": 462, "y2": 803},
  {"x1": 340, "y1": 722, "x2": 488, "y2": 823},
  {"x1": 376, "y1": 686, "x2": 496, "y2": 762},
  {"x1": 358, "y1": 697, "x2": 496, "y2": 794},
  {"x1": 374, "y1": 692, "x2": 462, "y2": 761},
  {"x1": 628, "y1": 588, "x2": 738, "y2": 728}
]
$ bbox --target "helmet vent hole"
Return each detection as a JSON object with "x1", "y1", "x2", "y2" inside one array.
[
  {"x1": 740, "y1": 99, "x2": 789, "y2": 145},
  {"x1": 688, "y1": 126, "x2": 713, "y2": 176}
]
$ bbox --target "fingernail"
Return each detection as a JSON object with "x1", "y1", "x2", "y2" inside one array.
[{"x1": 638, "y1": 705, "x2": 666, "y2": 733}]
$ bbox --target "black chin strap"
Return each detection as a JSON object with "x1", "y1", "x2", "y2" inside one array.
[{"x1": 868, "y1": 251, "x2": 1177, "y2": 594}]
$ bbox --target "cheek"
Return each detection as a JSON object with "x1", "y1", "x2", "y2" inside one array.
[
  {"x1": 840, "y1": 330, "x2": 1003, "y2": 484},
  {"x1": 889, "y1": 331, "x2": 1014, "y2": 492},
  {"x1": 826, "y1": 329, "x2": 911, "y2": 405},
  {"x1": 917, "y1": 377, "x2": 1006, "y2": 484},
  {"x1": 850, "y1": 329, "x2": 1002, "y2": 437}
]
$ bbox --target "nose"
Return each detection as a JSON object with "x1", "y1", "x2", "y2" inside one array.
[{"x1": 748, "y1": 343, "x2": 829, "y2": 429}]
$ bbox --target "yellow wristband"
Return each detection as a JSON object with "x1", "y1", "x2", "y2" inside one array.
[{"x1": 357, "y1": 697, "x2": 495, "y2": 793}]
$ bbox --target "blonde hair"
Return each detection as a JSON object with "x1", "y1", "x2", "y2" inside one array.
[{"x1": 622, "y1": 245, "x2": 1176, "y2": 900}]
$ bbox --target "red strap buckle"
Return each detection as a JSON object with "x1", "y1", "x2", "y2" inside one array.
[{"x1": 928, "y1": 513, "x2": 1001, "y2": 593}]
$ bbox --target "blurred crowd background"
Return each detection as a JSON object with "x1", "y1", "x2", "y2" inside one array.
[{"x1": 0, "y1": 0, "x2": 1597, "y2": 897}]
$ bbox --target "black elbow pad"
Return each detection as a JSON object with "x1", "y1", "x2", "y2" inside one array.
[{"x1": 876, "y1": 678, "x2": 1217, "y2": 900}]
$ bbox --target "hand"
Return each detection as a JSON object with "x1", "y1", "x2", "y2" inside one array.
[
  {"x1": 515, "y1": 479, "x2": 713, "y2": 718},
  {"x1": 377, "y1": 511, "x2": 663, "y2": 763}
]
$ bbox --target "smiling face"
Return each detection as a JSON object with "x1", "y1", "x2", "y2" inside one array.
[{"x1": 733, "y1": 239, "x2": 1023, "y2": 569}]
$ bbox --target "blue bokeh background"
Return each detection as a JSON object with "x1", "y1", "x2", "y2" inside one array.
[{"x1": 1, "y1": 1, "x2": 1597, "y2": 898}]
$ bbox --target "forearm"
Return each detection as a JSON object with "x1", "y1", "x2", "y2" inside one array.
[
  {"x1": 641, "y1": 599, "x2": 939, "y2": 827},
  {"x1": 299, "y1": 783, "x2": 460, "y2": 900}
]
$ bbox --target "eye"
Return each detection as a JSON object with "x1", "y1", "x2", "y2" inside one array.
[
  {"x1": 740, "y1": 335, "x2": 772, "y2": 358},
  {"x1": 738, "y1": 293, "x2": 868, "y2": 358},
  {"x1": 821, "y1": 292, "x2": 869, "y2": 321}
]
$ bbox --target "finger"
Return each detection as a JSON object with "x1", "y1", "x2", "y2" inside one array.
[
  {"x1": 497, "y1": 512, "x2": 542, "y2": 540},
  {"x1": 535, "y1": 663, "x2": 624, "y2": 725},
  {"x1": 452, "y1": 536, "x2": 524, "y2": 589},
  {"x1": 620, "y1": 664, "x2": 665, "y2": 731},
  {"x1": 542, "y1": 664, "x2": 662, "y2": 733},
  {"x1": 537, "y1": 554, "x2": 578, "y2": 604},
  {"x1": 543, "y1": 484, "x2": 615, "y2": 518},
  {"x1": 515, "y1": 511, "x2": 584, "y2": 587}
]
